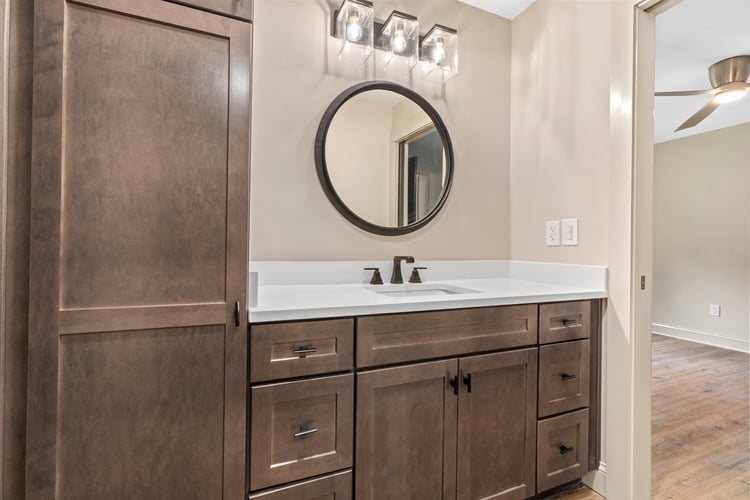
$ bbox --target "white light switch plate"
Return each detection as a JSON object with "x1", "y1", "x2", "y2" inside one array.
[
  {"x1": 562, "y1": 218, "x2": 579, "y2": 246},
  {"x1": 709, "y1": 304, "x2": 721, "y2": 317},
  {"x1": 546, "y1": 220, "x2": 561, "y2": 246}
]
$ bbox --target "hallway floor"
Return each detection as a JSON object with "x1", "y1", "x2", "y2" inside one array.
[{"x1": 652, "y1": 334, "x2": 749, "y2": 499}]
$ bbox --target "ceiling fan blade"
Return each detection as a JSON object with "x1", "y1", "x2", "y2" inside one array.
[
  {"x1": 655, "y1": 88, "x2": 719, "y2": 96},
  {"x1": 675, "y1": 99, "x2": 720, "y2": 131}
]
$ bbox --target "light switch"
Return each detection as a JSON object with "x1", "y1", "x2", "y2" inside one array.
[
  {"x1": 546, "y1": 220, "x2": 561, "y2": 246},
  {"x1": 709, "y1": 304, "x2": 721, "y2": 317},
  {"x1": 561, "y1": 218, "x2": 578, "y2": 246}
]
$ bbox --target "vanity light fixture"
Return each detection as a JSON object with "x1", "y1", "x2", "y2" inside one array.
[
  {"x1": 380, "y1": 11, "x2": 419, "y2": 70},
  {"x1": 333, "y1": 0, "x2": 375, "y2": 64},
  {"x1": 331, "y1": 3, "x2": 459, "y2": 82},
  {"x1": 420, "y1": 24, "x2": 459, "y2": 83}
]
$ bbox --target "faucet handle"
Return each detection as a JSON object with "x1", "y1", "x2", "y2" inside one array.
[
  {"x1": 409, "y1": 267, "x2": 428, "y2": 284},
  {"x1": 364, "y1": 267, "x2": 384, "y2": 285}
]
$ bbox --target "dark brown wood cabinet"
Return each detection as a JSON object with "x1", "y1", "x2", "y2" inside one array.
[
  {"x1": 457, "y1": 349, "x2": 537, "y2": 500},
  {"x1": 27, "y1": 1, "x2": 251, "y2": 498},
  {"x1": 167, "y1": 0, "x2": 253, "y2": 21},
  {"x1": 356, "y1": 360, "x2": 459, "y2": 500},
  {"x1": 355, "y1": 349, "x2": 538, "y2": 500},
  {"x1": 250, "y1": 374, "x2": 354, "y2": 491}
]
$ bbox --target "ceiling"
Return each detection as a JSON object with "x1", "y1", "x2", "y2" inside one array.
[
  {"x1": 456, "y1": 0, "x2": 535, "y2": 20},
  {"x1": 654, "y1": 0, "x2": 750, "y2": 143}
]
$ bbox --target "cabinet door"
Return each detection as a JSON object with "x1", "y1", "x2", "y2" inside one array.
[
  {"x1": 457, "y1": 349, "x2": 538, "y2": 500},
  {"x1": 356, "y1": 360, "x2": 458, "y2": 500},
  {"x1": 26, "y1": 1, "x2": 251, "y2": 499}
]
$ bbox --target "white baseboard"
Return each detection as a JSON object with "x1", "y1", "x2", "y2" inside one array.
[
  {"x1": 652, "y1": 323, "x2": 749, "y2": 353},
  {"x1": 583, "y1": 462, "x2": 606, "y2": 497}
]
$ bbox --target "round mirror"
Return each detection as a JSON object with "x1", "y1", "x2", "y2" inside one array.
[{"x1": 315, "y1": 81, "x2": 454, "y2": 235}]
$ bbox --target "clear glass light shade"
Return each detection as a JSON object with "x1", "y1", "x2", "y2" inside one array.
[
  {"x1": 335, "y1": 0, "x2": 374, "y2": 64},
  {"x1": 420, "y1": 25, "x2": 459, "y2": 83},
  {"x1": 381, "y1": 12, "x2": 419, "y2": 70}
]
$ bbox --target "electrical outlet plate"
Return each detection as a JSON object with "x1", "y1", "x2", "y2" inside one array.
[
  {"x1": 561, "y1": 218, "x2": 579, "y2": 246},
  {"x1": 709, "y1": 304, "x2": 721, "y2": 317},
  {"x1": 546, "y1": 220, "x2": 561, "y2": 246}
]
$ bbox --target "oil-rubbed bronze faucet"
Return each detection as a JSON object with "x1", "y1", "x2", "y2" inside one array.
[{"x1": 390, "y1": 256, "x2": 415, "y2": 284}]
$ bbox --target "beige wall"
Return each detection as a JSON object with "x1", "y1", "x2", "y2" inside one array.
[
  {"x1": 653, "y1": 123, "x2": 750, "y2": 351},
  {"x1": 509, "y1": 0, "x2": 611, "y2": 266},
  {"x1": 250, "y1": 0, "x2": 511, "y2": 260},
  {"x1": 509, "y1": 2, "x2": 652, "y2": 498}
]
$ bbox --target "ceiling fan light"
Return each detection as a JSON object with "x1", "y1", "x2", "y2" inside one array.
[{"x1": 713, "y1": 89, "x2": 747, "y2": 104}]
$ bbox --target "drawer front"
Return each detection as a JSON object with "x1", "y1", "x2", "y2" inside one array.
[
  {"x1": 249, "y1": 470, "x2": 352, "y2": 500},
  {"x1": 250, "y1": 374, "x2": 354, "y2": 491},
  {"x1": 357, "y1": 305, "x2": 538, "y2": 367},
  {"x1": 250, "y1": 319, "x2": 354, "y2": 382},
  {"x1": 539, "y1": 301, "x2": 591, "y2": 344},
  {"x1": 537, "y1": 409, "x2": 590, "y2": 493},
  {"x1": 538, "y1": 340, "x2": 590, "y2": 418}
]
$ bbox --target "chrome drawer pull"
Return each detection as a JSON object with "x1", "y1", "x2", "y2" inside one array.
[
  {"x1": 561, "y1": 373, "x2": 577, "y2": 381},
  {"x1": 562, "y1": 319, "x2": 577, "y2": 327},
  {"x1": 292, "y1": 346, "x2": 317, "y2": 358},
  {"x1": 293, "y1": 425, "x2": 319, "y2": 438},
  {"x1": 559, "y1": 445, "x2": 575, "y2": 455}
]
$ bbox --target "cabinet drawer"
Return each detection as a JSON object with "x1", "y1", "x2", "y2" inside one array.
[
  {"x1": 539, "y1": 301, "x2": 591, "y2": 344},
  {"x1": 357, "y1": 305, "x2": 538, "y2": 367},
  {"x1": 250, "y1": 374, "x2": 353, "y2": 491},
  {"x1": 249, "y1": 470, "x2": 352, "y2": 500},
  {"x1": 538, "y1": 340, "x2": 590, "y2": 418},
  {"x1": 537, "y1": 409, "x2": 590, "y2": 493},
  {"x1": 250, "y1": 319, "x2": 354, "y2": 382}
]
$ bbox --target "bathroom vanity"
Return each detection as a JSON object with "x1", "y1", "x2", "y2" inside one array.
[{"x1": 247, "y1": 261, "x2": 606, "y2": 500}]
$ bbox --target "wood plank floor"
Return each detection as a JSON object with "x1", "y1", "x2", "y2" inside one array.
[
  {"x1": 651, "y1": 335, "x2": 749, "y2": 499},
  {"x1": 554, "y1": 335, "x2": 749, "y2": 500}
]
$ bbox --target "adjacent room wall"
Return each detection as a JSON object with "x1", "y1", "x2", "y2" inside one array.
[
  {"x1": 652, "y1": 123, "x2": 750, "y2": 352},
  {"x1": 250, "y1": 0, "x2": 511, "y2": 260}
]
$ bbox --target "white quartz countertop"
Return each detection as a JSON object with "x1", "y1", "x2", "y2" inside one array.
[{"x1": 247, "y1": 261, "x2": 608, "y2": 323}]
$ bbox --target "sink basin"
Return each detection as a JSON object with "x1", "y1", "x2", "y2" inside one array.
[{"x1": 368, "y1": 284, "x2": 481, "y2": 298}]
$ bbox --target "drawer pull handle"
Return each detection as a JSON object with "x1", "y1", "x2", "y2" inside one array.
[
  {"x1": 559, "y1": 445, "x2": 575, "y2": 455},
  {"x1": 293, "y1": 425, "x2": 319, "y2": 438},
  {"x1": 463, "y1": 373, "x2": 472, "y2": 393},
  {"x1": 292, "y1": 346, "x2": 317, "y2": 358},
  {"x1": 562, "y1": 319, "x2": 577, "y2": 327},
  {"x1": 561, "y1": 373, "x2": 577, "y2": 381}
]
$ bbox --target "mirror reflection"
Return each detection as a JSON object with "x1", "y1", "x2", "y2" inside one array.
[{"x1": 324, "y1": 90, "x2": 448, "y2": 228}]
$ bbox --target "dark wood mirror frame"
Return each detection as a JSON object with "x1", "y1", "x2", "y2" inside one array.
[{"x1": 314, "y1": 81, "x2": 454, "y2": 236}]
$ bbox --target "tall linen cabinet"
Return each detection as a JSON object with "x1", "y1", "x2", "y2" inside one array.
[{"x1": 26, "y1": 1, "x2": 252, "y2": 498}]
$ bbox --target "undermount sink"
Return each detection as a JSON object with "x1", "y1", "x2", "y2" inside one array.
[{"x1": 368, "y1": 284, "x2": 481, "y2": 298}]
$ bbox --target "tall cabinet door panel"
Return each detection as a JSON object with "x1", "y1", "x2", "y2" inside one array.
[
  {"x1": 26, "y1": 1, "x2": 251, "y2": 499},
  {"x1": 356, "y1": 360, "x2": 458, "y2": 500},
  {"x1": 456, "y1": 349, "x2": 538, "y2": 500}
]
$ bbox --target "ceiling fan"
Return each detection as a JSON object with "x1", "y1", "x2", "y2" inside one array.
[{"x1": 656, "y1": 55, "x2": 750, "y2": 132}]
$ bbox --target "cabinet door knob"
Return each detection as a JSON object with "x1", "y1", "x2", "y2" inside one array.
[
  {"x1": 293, "y1": 424, "x2": 319, "y2": 438},
  {"x1": 292, "y1": 346, "x2": 317, "y2": 358},
  {"x1": 463, "y1": 373, "x2": 472, "y2": 393},
  {"x1": 559, "y1": 445, "x2": 575, "y2": 455},
  {"x1": 233, "y1": 301, "x2": 240, "y2": 327},
  {"x1": 561, "y1": 373, "x2": 577, "y2": 381}
]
